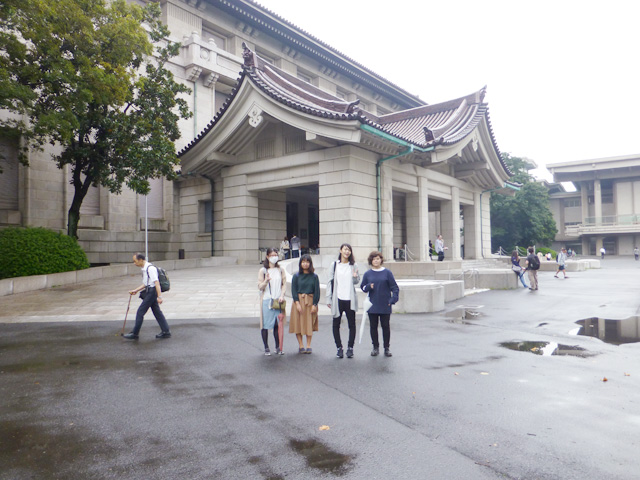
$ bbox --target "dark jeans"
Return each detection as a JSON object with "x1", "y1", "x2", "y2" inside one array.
[
  {"x1": 369, "y1": 313, "x2": 391, "y2": 349},
  {"x1": 438, "y1": 251, "x2": 445, "y2": 261},
  {"x1": 333, "y1": 299, "x2": 356, "y2": 348},
  {"x1": 132, "y1": 287, "x2": 170, "y2": 334},
  {"x1": 292, "y1": 249, "x2": 300, "y2": 258}
]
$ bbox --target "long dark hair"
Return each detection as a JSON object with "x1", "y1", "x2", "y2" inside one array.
[
  {"x1": 338, "y1": 243, "x2": 355, "y2": 265},
  {"x1": 298, "y1": 254, "x2": 315, "y2": 274},
  {"x1": 511, "y1": 250, "x2": 518, "y2": 260},
  {"x1": 262, "y1": 247, "x2": 279, "y2": 269}
]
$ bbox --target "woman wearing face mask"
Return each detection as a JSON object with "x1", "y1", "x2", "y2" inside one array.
[
  {"x1": 361, "y1": 251, "x2": 399, "y2": 357},
  {"x1": 258, "y1": 247, "x2": 286, "y2": 355},
  {"x1": 326, "y1": 243, "x2": 360, "y2": 359}
]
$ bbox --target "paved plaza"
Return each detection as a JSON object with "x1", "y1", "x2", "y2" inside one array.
[{"x1": 2, "y1": 258, "x2": 640, "y2": 479}]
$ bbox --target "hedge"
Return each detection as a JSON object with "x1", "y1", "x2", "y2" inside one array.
[{"x1": 0, "y1": 227, "x2": 90, "y2": 279}]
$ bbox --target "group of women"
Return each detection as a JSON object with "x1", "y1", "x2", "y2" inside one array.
[{"x1": 258, "y1": 243, "x2": 399, "y2": 358}]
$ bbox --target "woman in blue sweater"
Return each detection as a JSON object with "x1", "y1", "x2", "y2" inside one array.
[{"x1": 361, "y1": 251, "x2": 399, "y2": 357}]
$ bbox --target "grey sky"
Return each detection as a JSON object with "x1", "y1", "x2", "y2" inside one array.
[{"x1": 258, "y1": 0, "x2": 640, "y2": 178}]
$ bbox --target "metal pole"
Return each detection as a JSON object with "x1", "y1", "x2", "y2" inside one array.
[{"x1": 145, "y1": 194, "x2": 148, "y2": 259}]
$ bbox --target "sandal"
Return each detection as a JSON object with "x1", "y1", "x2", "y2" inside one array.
[
  {"x1": 305, "y1": 348, "x2": 312, "y2": 354},
  {"x1": 298, "y1": 347, "x2": 305, "y2": 354}
]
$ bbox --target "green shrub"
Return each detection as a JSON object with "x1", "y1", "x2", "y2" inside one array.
[{"x1": 0, "y1": 227, "x2": 90, "y2": 279}]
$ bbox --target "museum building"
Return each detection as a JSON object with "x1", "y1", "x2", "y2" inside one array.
[{"x1": 0, "y1": 0, "x2": 514, "y2": 264}]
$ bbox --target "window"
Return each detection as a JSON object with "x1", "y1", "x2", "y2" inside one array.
[
  {"x1": 564, "y1": 199, "x2": 581, "y2": 207},
  {"x1": 200, "y1": 200, "x2": 212, "y2": 233},
  {"x1": 202, "y1": 29, "x2": 226, "y2": 51},
  {"x1": 297, "y1": 72, "x2": 312, "y2": 84},
  {"x1": 0, "y1": 135, "x2": 19, "y2": 210}
]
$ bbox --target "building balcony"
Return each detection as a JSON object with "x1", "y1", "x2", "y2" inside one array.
[{"x1": 565, "y1": 215, "x2": 640, "y2": 236}]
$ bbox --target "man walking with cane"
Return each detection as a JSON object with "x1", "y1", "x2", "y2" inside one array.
[{"x1": 123, "y1": 253, "x2": 171, "y2": 339}]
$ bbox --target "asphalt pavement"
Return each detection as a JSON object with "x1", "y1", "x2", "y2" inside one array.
[{"x1": 1, "y1": 257, "x2": 640, "y2": 479}]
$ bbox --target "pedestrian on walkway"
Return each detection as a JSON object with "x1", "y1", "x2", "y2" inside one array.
[
  {"x1": 326, "y1": 243, "x2": 360, "y2": 359},
  {"x1": 280, "y1": 236, "x2": 290, "y2": 259},
  {"x1": 600, "y1": 246, "x2": 606, "y2": 259},
  {"x1": 554, "y1": 248, "x2": 569, "y2": 279},
  {"x1": 123, "y1": 253, "x2": 171, "y2": 339},
  {"x1": 525, "y1": 246, "x2": 540, "y2": 290},
  {"x1": 634, "y1": 246, "x2": 639, "y2": 261},
  {"x1": 289, "y1": 254, "x2": 320, "y2": 354},
  {"x1": 435, "y1": 234, "x2": 446, "y2": 261},
  {"x1": 258, "y1": 248, "x2": 286, "y2": 356},
  {"x1": 361, "y1": 251, "x2": 399, "y2": 357},
  {"x1": 290, "y1": 234, "x2": 301, "y2": 258},
  {"x1": 511, "y1": 250, "x2": 528, "y2": 288}
]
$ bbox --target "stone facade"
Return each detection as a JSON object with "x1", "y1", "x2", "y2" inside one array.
[
  {"x1": 548, "y1": 154, "x2": 640, "y2": 255},
  {"x1": 0, "y1": 0, "x2": 512, "y2": 265}
]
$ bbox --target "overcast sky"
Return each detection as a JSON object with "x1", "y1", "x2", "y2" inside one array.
[{"x1": 258, "y1": 0, "x2": 640, "y2": 179}]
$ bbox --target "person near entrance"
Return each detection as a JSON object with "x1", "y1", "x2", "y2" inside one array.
[
  {"x1": 435, "y1": 234, "x2": 446, "y2": 261},
  {"x1": 280, "y1": 236, "x2": 290, "y2": 259},
  {"x1": 635, "y1": 246, "x2": 639, "y2": 261},
  {"x1": 361, "y1": 251, "x2": 399, "y2": 357},
  {"x1": 124, "y1": 253, "x2": 171, "y2": 339},
  {"x1": 290, "y1": 234, "x2": 301, "y2": 258},
  {"x1": 326, "y1": 243, "x2": 360, "y2": 359},
  {"x1": 600, "y1": 246, "x2": 606, "y2": 259}
]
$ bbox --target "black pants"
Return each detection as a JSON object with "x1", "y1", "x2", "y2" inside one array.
[
  {"x1": 438, "y1": 251, "x2": 445, "y2": 261},
  {"x1": 333, "y1": 299, "x2": 356, "y2": 348},
  {"x1": 369, "y1": 313, "x2": 391, "y2": 349},
  {"x1": 133, "y1": 287, "x2": 170, "y2": 335}
]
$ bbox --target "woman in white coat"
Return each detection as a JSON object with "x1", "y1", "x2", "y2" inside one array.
[{"x1": 326, "y1": 243, "x2": 360, "y2": 359}]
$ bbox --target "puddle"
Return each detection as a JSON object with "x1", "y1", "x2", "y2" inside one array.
[
  {"x1": 446, "y1": 305, "x2": 483, "y2": 324},
  {"x1": 289, "y1": 439, "x2": 353, "y2": 476},
  {"x1": 573, "y1": 316, "x2": 640, "y2": 345},
  {"x1": 500, "y1": 341, "x2": 592, "y2": 357}
]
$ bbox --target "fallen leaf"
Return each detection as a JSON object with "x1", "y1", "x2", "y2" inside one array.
[
  {"x1": 454, "y1": 372, "x2": 459, "y2": 376},
  {"x1": 319, "y1": 425, "x2": 330, "y2": 431},
  {"x1": 624, "y1": 373, "x2": 631, "y2": 376},
  {"x1": 480, "y1": 372, "x2": 489, "y2": 376},
  {"x1": 602, "y1": 377, "x2": 608, "y2": 382}
]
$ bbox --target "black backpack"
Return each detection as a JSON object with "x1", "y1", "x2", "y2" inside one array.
[
  {"x1": 529, "y1": 255, "x2": 540, "y2": 270},
  {"x1": 147, "y1": 264, "x2": 171, "y2": 292}
]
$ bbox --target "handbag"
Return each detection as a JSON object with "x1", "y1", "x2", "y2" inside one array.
[
  {"x1": 511, "y1": 264, "x2": 522, "y2": 273},
  {"x1": 271, "y1": 299, "x2": 286, "y2": 311}
]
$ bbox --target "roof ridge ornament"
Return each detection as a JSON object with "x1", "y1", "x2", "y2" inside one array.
[{"x1": 242, "y1": 42, "x2": 256, "y2": 68}]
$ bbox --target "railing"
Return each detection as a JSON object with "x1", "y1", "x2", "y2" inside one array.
[{"x1": 565, "y1": 215, "x2": 640, "y2": 236}]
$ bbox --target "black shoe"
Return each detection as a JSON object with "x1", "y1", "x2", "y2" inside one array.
[
  {"x1": 371, "y1": 348, "x2": 379, "y2": 357},
  {"x1": 155, "y1": 331, "x2": 171, "y2": 339},
  {"x1": 346, "y1": 347, "x2": 354, "y2": 358},
  {"x1": 384, "y1": 348, "x2": 392, "y2": 357},
  {"x1": 336, "y1": 347, "x2": 344, "y2": 358},
  {"x1": 123, "y1": 333, "x2": 139, "y2": 340}
]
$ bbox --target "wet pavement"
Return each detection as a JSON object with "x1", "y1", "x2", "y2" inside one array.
[{"x1": 2, "y1": 257, "x2": 640, "y2": 479}]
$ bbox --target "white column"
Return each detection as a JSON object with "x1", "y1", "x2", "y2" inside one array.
[
  {"x1": 440, "y1": 186, "x2": 461, "y2": 260},
  {"x1": 594, "y1": 179, "x2": 602, "y2": 225},
  {"x1": 222, "y1": 174, "x2": 259, "y2": 264},
  {"x1": 462, "y1": 192, "x2": 482, "y2": 259},
  {"x1": 406, "y1": 176, "x2": 430, "y2": 260}
]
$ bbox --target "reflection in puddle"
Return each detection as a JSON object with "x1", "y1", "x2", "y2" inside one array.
[
  {"x1": 446, "y1": 305, "x2": 483, "y2": 324},
  {"x1": 574, "y1": 316, "x2": 640, "y2": 345},
  {"x1": 500, "y1": 341, "x2": 591, "y2": 357},
  {"x1": 289, "y1": 439, "x2": 353, "y2": 475}
]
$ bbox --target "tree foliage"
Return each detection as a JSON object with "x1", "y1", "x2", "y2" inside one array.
[
  {"x1": 490, "y1": 153, "x2": 557, "y2": 251},
  {"x1": 0, "y1": 0, "x2": 192, "y2": 237}
]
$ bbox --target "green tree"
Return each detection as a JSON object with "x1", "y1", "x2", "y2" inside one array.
[
  {"x1": 0, "y1": 0, "x2": 192, "y2": 237},
  {"x1": 490, "y1": 153, "x2": 557, "y2": 251}
]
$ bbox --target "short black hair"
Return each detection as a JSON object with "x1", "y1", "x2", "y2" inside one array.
[{"x1": 134, "y1": 252, "x2": 145, "y2": 261}]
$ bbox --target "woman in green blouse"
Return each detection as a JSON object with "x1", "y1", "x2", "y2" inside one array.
[{"x1": 289, "y1": 254, "x2": 320, "y2": 354}]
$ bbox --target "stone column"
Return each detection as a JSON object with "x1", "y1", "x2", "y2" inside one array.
[
  {"x1": 594, "y1": 179, "x2": 602, "y2": 225},
  {"x1": 581, "y1": 183, "x2": 589, "y2": 223},
  {"x1": 462, "y1": 192, "x2": 482, "y2": 259},
  {"x1": 406, "y1": 176, "x2": 430, "y2": 260},
  {"x1": 440, "y1": 186, "x2": 461, "y2": 260},
  {"x1": 222, "y1": 174, "x2": 259, "y2": 264},
  {"x1": 318, "y1": 145, "x2": 379, "y2": 263}
]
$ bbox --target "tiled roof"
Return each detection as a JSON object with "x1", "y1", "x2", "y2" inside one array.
[{"x1": 180, "y1": 46, "x2": 506, "y2": 176}]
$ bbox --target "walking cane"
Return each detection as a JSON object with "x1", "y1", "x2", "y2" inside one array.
[{"x1": 120, "y1": 294, "x2": 132, "y2": 336}]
